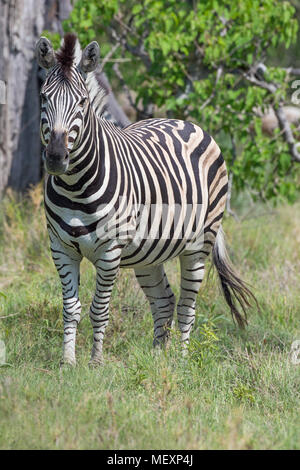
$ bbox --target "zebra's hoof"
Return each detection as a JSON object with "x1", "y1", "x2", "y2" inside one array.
[
  {"x1": 153, "y1": 335, "x2": 169, "y2": 350},
  {"x1": 88, "y1": 358, "x2": 103, "y2": 368},
  {"x1": 151, "y1": 347, "x2": 163, "y2": 358},
  {"x1": 60, "y1": 358, "x2": 76, "y2": 368},
  {"x1": 181, "y1": 347, "x2": 188, "y2": 358}
]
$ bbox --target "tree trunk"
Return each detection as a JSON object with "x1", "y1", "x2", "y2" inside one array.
[
  {"x1": 0, "y1": 0, "x2": 130, "y2": 195},
  {"x1": 0, "y1": 0, "x2": 72, "y2": 193}
]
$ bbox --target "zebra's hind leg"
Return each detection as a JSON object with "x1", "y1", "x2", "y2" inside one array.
[
  {"x1": 135, "y1": 264, "x2": 176, "y2": 348},
  {"x1": 177, "y1": 253, "x2": 206, "y2": 354}
]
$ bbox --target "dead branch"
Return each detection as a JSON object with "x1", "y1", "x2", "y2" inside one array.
[
  {"x1": 244, "y1": 66, "x2": 300, "y2": 163},
  {"x1": 200, "y1": 66, "x2": 223, "y2": 111},
  {"x1": 113, "y1": 62, "x2": 154, "y2": 119},
  {"x1": 284, "y1": 67, "x2": 300, "y2": 76},
  {"x1": 0, "y1": 312, "x2": 22, "y2": 320},
  {"x1": 98, "y1": 43, "x2": 120, "y2": 74},
  {"x1": 274, "y1": 105, "x2": 300, "y2": 162}
]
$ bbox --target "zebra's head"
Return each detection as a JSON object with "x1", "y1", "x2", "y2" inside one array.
[{"x1": 36, "y1": 33, "x2": 100, "y2": 175}]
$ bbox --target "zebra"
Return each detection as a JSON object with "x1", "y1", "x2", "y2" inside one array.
[{"x1": 35, "y1": 33, "x2": 257, "y2": 367}]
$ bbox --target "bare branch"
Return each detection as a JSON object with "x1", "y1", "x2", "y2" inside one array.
[
  {"x1": 112, "y1": 62, "x2": 137, "y2": 112},
  {"x1": 98, "y1": 43, "x2": 120, "y2": 74},
  {"x1": 108, "y1": 26, "x2": 152, "y2": 70},
  {"x1": 0, "y1": 312, "x2": 22, "y2": 320},
  {"x1": 274, "y1": 105, "x2": 300, "y2": 162},
  {"x1": 200, "y1": 66, "x2": 223, "y2": 110},
  {"x1": 112, "y1": 62, "x2": 154, "y2": 120},
  {"x1": 284, "y1": 67, "x2": 300, "y2": 76},
  {"x1": 244, "y1": 65, "x2": 300, "y2": 163},
  {"x1": 244, "y1": 70, "x2": 278, "y2": 94}
]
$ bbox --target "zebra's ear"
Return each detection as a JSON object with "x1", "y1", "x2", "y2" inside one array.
[
  {"x1": 79, "y1": 41, "x2": 100, "y2": 73},
  {"x1": 36, "y1": 37, "x2": 56, "y2": 70}
]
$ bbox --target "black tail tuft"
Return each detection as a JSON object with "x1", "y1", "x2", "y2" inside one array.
[{"x1": 212, "y1": 226, "x2": 259, "y2": 328}]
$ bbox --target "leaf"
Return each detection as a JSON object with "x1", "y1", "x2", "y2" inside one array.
[{"x1": 132, "y1": 4, "x2": 143, "y2": 15}]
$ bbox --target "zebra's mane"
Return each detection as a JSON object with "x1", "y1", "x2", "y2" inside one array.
[
  {"x1": 56, "y1": 33, "x2": 77, "y2": 78},
  {"x1": 57, "y1": 33, "x2": 108, "y2": 118},
  {"x1": 85, "y1": 69, "x2": 109, "y2": 119}
]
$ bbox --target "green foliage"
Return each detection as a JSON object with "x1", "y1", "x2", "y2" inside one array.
[
  {"x1": 232, "y1": 383, "x2": 256, "y2": 404},
  {"x1": 187, "y1": 321, "x2": 220, "y2": 368},
  {"x1": 61, "y1": 0, "x2": 300, "y2": 203}
]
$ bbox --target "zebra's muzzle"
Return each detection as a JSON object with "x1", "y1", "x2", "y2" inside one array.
[{"x1": 44, "y1": 130, "x2": 70, "y2": 175}]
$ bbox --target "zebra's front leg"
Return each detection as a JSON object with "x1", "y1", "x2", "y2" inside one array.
[
  {"x1": 51, "y1": 247, "x2": 82, "y2": 367},
  {"x1": 178, "y1": 254, "x2": 205, "y2": 354},
  {"x1": 89, "y1": 246, "x2": 122, "y2": 367}
]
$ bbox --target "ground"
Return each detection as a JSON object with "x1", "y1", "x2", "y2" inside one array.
[{"x1": 0, "y1": 184, "x2": 299, "y2": 449}]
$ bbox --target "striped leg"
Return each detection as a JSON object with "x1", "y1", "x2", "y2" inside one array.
[
  {"x1": 135, "y1": 264, "x2": 176, "y2": 347},
  {"x1": 50, "y1": 242, "x2": 82, "y2": 366},
  {"x1": 177, "y1": 253, "x2": 206, "y2": 352},
  {"x1": 89, "y1": 245, "x2": 122, "y2": 366}
]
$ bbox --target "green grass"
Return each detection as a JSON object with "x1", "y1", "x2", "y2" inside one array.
[{"x1": 0, "y1": 185, "x2": 299, "y2": 449}]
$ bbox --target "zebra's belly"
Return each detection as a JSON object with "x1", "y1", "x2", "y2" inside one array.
[
  {"x1": 119, "y1": 231, "x2": 205, "y2": 268},
  {"x1": 47, "y1": 205, "x2": 208, "y2": 266},
  {"x1": 51, "y1": 225, "x2": 205, "y2": 268}
]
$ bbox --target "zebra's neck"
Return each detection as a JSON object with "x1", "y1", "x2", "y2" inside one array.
[{"x1": 50, "y1": 105, "x2": 117, "y2": 203}]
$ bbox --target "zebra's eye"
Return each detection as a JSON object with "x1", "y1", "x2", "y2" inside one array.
[{"x1": 79, "y1": 97, "x2": 87, "y2": 108}]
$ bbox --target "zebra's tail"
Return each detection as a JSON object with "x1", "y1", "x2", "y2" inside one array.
[{"x1": 212, "y1": 225, "x2": 258, "y2": 328}]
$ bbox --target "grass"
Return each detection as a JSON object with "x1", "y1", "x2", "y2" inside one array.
[{"x1": 0, "y1": 184, "x2": 299, "y2": 449}]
